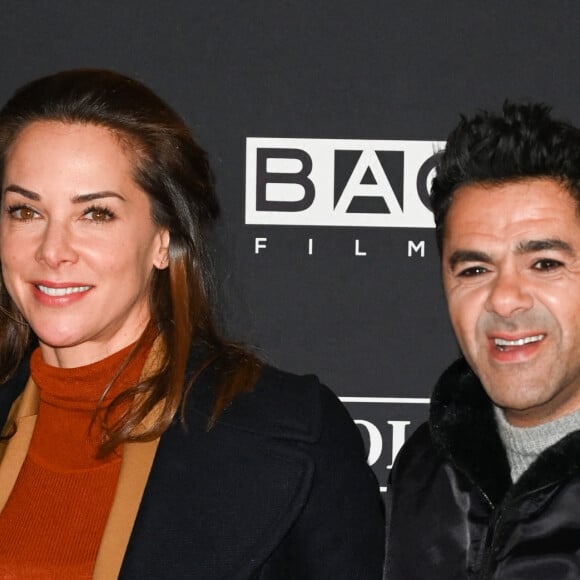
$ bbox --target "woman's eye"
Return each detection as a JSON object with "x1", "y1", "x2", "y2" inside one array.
[
  {"x1": 83, "y1": 206, "x2": 115, "y2": 222},
  {"x1": 7, "y1": 205, "x2": 38, "y2": 221}
]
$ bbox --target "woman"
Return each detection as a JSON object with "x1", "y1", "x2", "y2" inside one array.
[{"x1": 0, "y1": 69, "x2": 384, "y2": 578}]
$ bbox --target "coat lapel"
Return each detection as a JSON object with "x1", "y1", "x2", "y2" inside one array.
[
  {"x1": 93, "y1": 436, "x2": 160, "y2": 579},
  {"x1": 0, "y1": 378, "x2": 39, "y2": 513},
  {"x1": 94, "y1": 337, "x2": 166, "y2": 579}
]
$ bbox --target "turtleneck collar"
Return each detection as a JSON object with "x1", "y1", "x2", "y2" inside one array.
[
  {"x1": 30, "y1": 342, "x2": 138, "y2": 411},
  {"x1": 28, "y1": 339, "x2": 152, "y2": 471}
]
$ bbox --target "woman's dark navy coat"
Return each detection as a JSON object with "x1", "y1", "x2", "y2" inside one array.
[{"x1": 0, "y1": 356, "x2": 385, "y2": 579}]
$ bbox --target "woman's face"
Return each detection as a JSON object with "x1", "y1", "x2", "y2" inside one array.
[{"x1": 0, "y1": 121, "x2": 169, "y2": 368}]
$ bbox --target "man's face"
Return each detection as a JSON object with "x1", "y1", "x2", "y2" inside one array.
[{"x1": 442, "y1": 178, "x2": 580, "y2": 426}]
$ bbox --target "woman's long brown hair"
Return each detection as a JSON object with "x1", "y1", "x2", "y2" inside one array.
[{"x1": 0, "y1": 69, "x2": 261, "y2": 455}]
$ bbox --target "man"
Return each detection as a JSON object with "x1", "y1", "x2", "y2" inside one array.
[{"x1": 384, "y1": 102, "x2": 580, "y2": 578}]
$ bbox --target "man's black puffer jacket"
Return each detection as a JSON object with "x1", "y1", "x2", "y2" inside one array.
[{"x1": 385, "y1": 357, "x2": 580, "y2": 579}]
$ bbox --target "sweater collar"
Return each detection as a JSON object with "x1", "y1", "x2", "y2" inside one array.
[{"x1": 30, "y1": 342, "x2": 139, "y2": 410}]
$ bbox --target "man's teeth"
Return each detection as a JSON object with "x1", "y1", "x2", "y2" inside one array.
[
  {"x1": 494, "y1": 334, "x2": 544, "y2": 348},
  {"x1": 37, "y1": 285, "x2": 91, "y2": 297}
]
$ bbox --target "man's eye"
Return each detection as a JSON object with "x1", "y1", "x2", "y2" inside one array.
[
  {"x1": 6, "y1": 205, "x2": 38, "y2": 221},
  {"x1": 533, "y1": 259, "x2": 563, "y2": 271},
  {"x1": 457, "y1": 266, "x2": 488, "y2": 277}
]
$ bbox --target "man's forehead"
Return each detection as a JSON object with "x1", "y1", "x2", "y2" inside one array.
[{"x1": 446, "y1": 180, "x2": 578, "y2": 225}]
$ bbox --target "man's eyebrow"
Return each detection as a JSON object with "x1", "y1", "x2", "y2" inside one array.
[
  {"x1": 447, "y1": 250, "x2": 492, "y2": 269},
  {"x1": 515, "y1": 238, "x2": 575, "y2": 256},
  {"x1": 3, "y1": 185, "x2": 125, "y2": 204}
]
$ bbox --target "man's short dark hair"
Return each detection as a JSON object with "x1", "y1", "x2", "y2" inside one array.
[{"x1": 431, "y1": 102, "x2": 580, "y2": 252}]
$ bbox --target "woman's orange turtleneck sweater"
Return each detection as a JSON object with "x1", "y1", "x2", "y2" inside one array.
[{"x1": 0, "y1": 342, "x2": 149, "y2": 578}]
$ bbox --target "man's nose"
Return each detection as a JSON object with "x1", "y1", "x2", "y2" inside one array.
[{"x1": 484, "y1": 269, "x2": 533, "y2": 318}]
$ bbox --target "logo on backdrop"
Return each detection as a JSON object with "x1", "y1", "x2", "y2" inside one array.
[
  {"x1": 245, "y1": 138, "x2": 437, "y2": 491},
  {"x1": 245, "y1": 138, "x2": 444, "y2": 228},
  {"x1": 340, "y1": 397, "x2": 430, "y2": 492}
]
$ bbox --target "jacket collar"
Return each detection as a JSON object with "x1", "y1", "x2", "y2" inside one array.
[{"x1": 430, "y1": 357, "x2": 580, "y2": 505}]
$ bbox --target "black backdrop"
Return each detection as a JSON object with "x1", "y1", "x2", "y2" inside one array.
[{"x1": 2, "y1": 0, "x2": 580, "y2": 492}]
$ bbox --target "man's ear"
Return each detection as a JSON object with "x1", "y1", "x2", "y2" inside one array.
[{"x1": 153, "y1": 229, "x2": 170, "y2": 270}]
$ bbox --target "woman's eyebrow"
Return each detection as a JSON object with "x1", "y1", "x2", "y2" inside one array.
[
  {"x1": 71, "y1": 191, "x2": 125, "y2": 203},
  {"x1": 3, "y1": 184, "x2": 40, "y2": 200},
  {"x1": 2, "y1": 185, "x2": 125, "y2": 204}
]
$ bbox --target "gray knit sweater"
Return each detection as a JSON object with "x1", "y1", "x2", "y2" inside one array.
[{"x1": 494, "y1": 406, "x2": 580, "y2": 482}]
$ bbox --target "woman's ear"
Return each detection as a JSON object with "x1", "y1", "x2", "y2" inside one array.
[{"x1": 153, "y1": 229, "x2": 170, "y2": 270}]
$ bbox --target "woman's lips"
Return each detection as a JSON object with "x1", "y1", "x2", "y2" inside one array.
[
  {"x1": 31, "y1": 282, "x2": 93, "y2": 305},
  {"x1": 36, "y1": 284, "x2": 92, "y2": 297}
]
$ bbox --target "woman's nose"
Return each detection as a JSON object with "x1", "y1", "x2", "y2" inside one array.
[{"x1": 35, "y1": 221, "x2": 79, "y2": 268}]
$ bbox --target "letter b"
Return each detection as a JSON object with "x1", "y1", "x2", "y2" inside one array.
[{"x1": 256, "y1": 148, "x2": 315, "y2": 212}]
